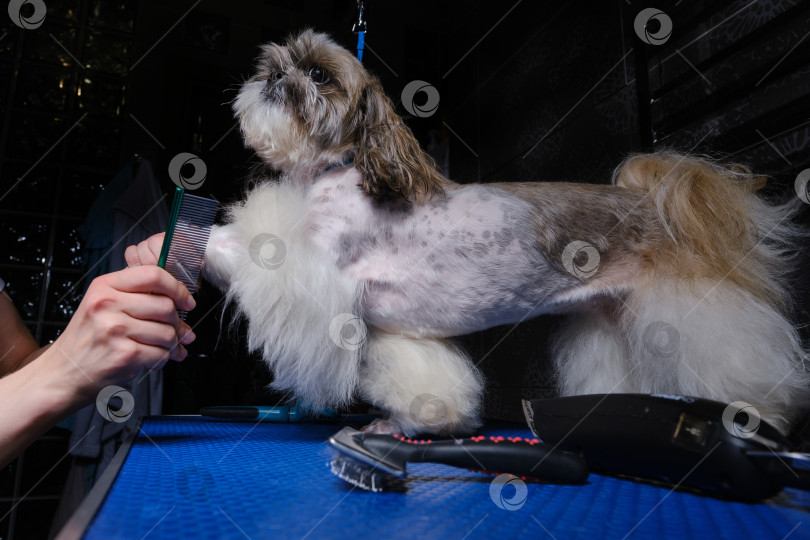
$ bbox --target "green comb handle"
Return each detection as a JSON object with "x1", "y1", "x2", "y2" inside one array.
[{"x1": 158, "y1": 186, "x2": 184, "y2": 269}]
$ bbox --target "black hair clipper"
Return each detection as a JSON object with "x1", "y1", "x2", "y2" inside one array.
[{"x1": 522, "y1": 394, "x2": 810, "y2": 501}]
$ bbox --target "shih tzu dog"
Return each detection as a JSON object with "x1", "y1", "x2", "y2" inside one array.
[{"x1": 204, "y1": 30, "x2": 809, "y2": 436}]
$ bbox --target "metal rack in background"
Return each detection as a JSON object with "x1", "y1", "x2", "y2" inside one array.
[{"x1": 631, "y1": 0, "x2": 810, "y2": 186}]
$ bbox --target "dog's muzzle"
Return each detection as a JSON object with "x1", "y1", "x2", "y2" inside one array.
[{"x1": 263, "y1": 72, "x2": 286, "y2": 102}]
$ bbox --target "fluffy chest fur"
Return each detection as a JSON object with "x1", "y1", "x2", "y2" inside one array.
[{"x1": 304, "y1": 167, "x2": 579, "y2": 337}]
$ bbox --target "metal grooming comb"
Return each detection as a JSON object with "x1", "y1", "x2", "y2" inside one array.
[{"x1": 157, "y1": 186, "x2": 218, "y2": 319}]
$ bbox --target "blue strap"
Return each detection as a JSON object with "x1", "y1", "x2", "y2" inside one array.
[
  {"x1": 356, "y1": 30, "x2": 364, "y2": 62},
  {"x1": 322, "y1": 157, "x2": 354, "y2": 175}
]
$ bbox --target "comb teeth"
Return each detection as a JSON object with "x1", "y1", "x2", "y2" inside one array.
[{"x1": 161, "y1": 190, "x2": 218, "y2": 319}]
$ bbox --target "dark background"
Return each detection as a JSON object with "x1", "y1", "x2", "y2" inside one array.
[{"x1": 1, "y1": 0, "x2": 809, "y2": 537}]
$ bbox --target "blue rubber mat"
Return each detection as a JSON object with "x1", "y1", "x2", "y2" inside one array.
[{"x1": 80, "y1": 416, "x2": 810, "y2": 539}]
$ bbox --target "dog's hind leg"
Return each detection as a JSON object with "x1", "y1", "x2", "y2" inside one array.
[
  {"x1": 553, "y1": 309, "x2": 637, "y2": 396},
  {"x1": 625, "y1": 282, "x2": 809, "y2": 434},
  {"x1": 555, "y1": 283, "x2": 809, "y2": 435}
]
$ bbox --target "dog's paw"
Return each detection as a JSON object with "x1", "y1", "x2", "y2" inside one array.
[
  {"x1": 203, "y1": 224, "x2": 243, "y2": 291},
  {"x1": 360, "y1": 418, "x2": 404, "y2": 435}
]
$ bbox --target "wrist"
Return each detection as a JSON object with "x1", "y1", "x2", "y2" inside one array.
[
  {"x1": 22, "y1": 357, "x2": 81, "y2": 418},
  {"x1": 17, "y1": 341, "x2": 100, "y2": 419}
]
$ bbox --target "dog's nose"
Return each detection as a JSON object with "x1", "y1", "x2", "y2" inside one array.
[{"x1": 269, "y1": 70, "x2": 286, "y2": 82}]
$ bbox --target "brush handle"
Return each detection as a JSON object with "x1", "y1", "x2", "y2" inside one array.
[{"x1": 358, "y1": 434, "x2": 588, "y2": 484}]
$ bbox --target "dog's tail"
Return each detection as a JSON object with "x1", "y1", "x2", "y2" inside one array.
[
  {"x1": 555, "y1": 151, "x2": 808, "y2": 434},
  {"x1": 613, "y1": 150, "x2": 802, "y2": 310}
]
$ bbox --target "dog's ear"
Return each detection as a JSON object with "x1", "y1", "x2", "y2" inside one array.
[{"x1": 352, "y1": 79, "x2": 445, "y2": 204}]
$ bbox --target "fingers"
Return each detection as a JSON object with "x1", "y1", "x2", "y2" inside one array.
[
  {"x1": 117, "y1": 293, "x2": 196, "y2": 343},
  {"x1": 108, "y1": 276, "x2": 197, "y2": 348},
  {"x1": 104, "y1": 266, "x2": 196, "y2": 312},
  {"x1": 142, "y1": 233, "x2": 165, "y2": 265},
  {"x1": 123, "y1": 306, "x2": 197, "y2": 347},
  {"x1": 85, "y1": 264, "x2": 198, "y2": 377},
  {"x1": 126, "y1": 319, "x2": 189, "y2": 362},
  {"x1": 124, "y1": 245, "x2": 138, "y2": 267},
  {"x1": 177, "y1": 320, "x2": 195, "y2": 345},
  {"x1": 125, "y1": 233, "x2": 165, "y2": 267},
  {"x1": 130, "y1": 342, "x2": 186, "y2": 374},
  {"x1": 109, "y1": 317, "x2": 190, "y2": 370}
]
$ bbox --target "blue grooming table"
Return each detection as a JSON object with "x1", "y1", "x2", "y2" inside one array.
[{"x1": 57, "y1": 416, "x2": 810, "y2": 539}]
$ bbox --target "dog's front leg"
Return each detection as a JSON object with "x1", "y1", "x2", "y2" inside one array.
[
  {"x1": 203, "y1": 224, "x2": 243, "y2": 291},
  {"x1": 358, "y1": 332, "x2": 484, "y2": 436}
]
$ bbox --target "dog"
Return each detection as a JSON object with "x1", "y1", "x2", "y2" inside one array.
[{"x1": 204, "y1": 30, "x2": 809, "y2": 436}]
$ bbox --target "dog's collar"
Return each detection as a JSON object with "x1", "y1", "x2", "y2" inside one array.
[{"x1": 321, "y1": 157, "x2": 354, "y2": 174}]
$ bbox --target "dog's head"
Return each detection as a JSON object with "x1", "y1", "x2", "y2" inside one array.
[{"x1": 234, "y1": 29, "x2": 444, "y2": 203}]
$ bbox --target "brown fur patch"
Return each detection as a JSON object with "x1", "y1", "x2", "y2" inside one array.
[
  {"x1": 614, "y1": 152, "x2": 787, "y2": 309},
  {"x1": 492, "y1": 181, "x2": 664, "y2": 291}
]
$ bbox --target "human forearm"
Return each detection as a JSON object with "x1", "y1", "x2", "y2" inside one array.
[
  {"x1": 0, "y1": 266, "x2": 196, "y2": 466},
  {"x1": 18, "y1": 343, "x2": 51, "y2": 370},
  {"x1": 0, "y1": 251, "x2": 195, "y2": 466},
  {"x1": 0, "y1": 352, "x2": 78, "y2": 468},
  {"x1": 0, "y1": 292, "x2": 40, "y2": 376}
]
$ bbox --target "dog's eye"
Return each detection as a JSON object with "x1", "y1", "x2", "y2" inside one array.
[{"x1": 308, "y1": 66, "x2": 330, "y2": 85}]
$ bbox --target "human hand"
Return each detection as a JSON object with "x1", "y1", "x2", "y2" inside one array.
[
  {"x1": 125, "y1": 232, "x2": 165, "y2": 267},
  {"x1": 40, "y1": 265, "x2": 196, "y2": 402}
]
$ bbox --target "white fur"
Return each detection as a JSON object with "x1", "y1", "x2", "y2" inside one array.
[
  {"x1": 359, "y1": 332, "x2": 484, "y2": 436},
  {"x1": 204, "y1": 180, "x2": 364, "y2": 411},
  {"x1": 555, "y1": 280, "x2": 810, "y2": 434},
  {"x1": 234, "y1": 80, "x2": 348, "y2": 172}
]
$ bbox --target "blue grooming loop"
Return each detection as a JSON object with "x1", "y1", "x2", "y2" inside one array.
[{"x1": 59, "y1": 416, "x2": 810, "y2": 539}]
